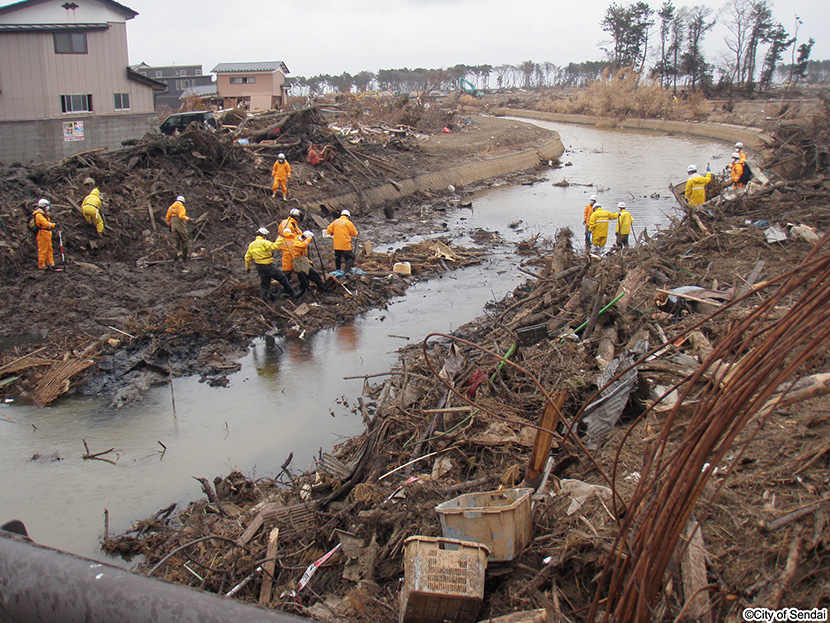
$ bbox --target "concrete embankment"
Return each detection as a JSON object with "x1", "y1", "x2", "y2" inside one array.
[
  {"x1": 491, "y1": 108, "x2": 765, "y2": 150},
  {"x1": 300, "y1": 132, "x2": 565, "y2": 217}
]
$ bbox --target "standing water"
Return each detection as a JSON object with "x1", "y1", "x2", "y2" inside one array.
[{"x1": 0, "y1": 120, "x2": 728, "y2": 562}]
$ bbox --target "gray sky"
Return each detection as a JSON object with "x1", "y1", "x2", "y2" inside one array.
[{"x1": 124, "y1": 0, "x2": 827, "y2": 78}]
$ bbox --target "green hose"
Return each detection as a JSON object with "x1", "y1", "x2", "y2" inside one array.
[{"x1": 559, "y1": 290, "x2": 626, "y2": 343}]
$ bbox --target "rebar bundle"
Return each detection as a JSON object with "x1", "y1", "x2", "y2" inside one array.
[{"x1": 591, "y1": 232, "x2": 830, "y2": 621}]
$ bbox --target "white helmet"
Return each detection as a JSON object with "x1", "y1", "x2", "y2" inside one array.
[
  {"x1": 341, "y1": 209, "x2": 350, "y2": 217},
  {"x1": 289, "y1": 208, "x2": 300, "y2": 217},
  {"x1": 278, "y1": 153, "x2": 285, "y2": 161},
  {"x1": 176, "y1": 195, "x2": 185, "y2": 203},
  {"x1": 735, "y1": 142, "x2": 743, "y2": 149},
  {"x1": 303, "y1": 230, "x2": 314, "y2": 238},
  {"x1": 38, "y1": 198, "x2": 50, "y2": 208},
  {"x1": 617, "y1": 202, "x2": 626, "y2": 209},
  {"x1": 687, "y1": 164, "x2": 697, "y2": 174},
  {"x1": 589, "y1": 194, "x2": 597, "y2": 201},
  {"x1": 257, "y1": 227, "x2": 269, "y2": 236},
  {"x1": 731, "y1": 152, "x2": 741, "y2": 160}
]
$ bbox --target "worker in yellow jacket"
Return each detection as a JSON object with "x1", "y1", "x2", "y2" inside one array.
[
  {"x1": 583, "y1": 194, "x2": 597, "y2": 251},
  {"x1": 588, "y1": 203, "x2": 618, "y2": 250},
  {"x1": 81, "y1": 187, "x2": 104, "y2": 236},
  {"x1": 32, "y1": 198, "x2": 57, "y2": 270},
  {"x1": 326, "y1": 209, "x2": 358, "y2": 273},
  {"x1": 271, "y1": 153, "x2": 291, "y2": 200},
  {"x1": 684, "y1": 164, "x2": 712, "y2": 207},
  {"x1": 615, "y1": 202, "x2": 634, "y2": 248},
  {"x1": 244, "y1": 227, "x2": 296, "y2": 301},
  {"x1": 165, "y1": 195, "x2": 191, "y2": 271}
]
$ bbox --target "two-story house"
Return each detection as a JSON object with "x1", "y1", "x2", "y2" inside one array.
[
  {"x1": 131, "y1": 62, "x2": 214, "y2": 112},
  {"x1": 0, "y1": 0, "x2": 164, "y2": 164},
  {"x1": 212, "y1": 61, "x2": 290, "y2": 112}
]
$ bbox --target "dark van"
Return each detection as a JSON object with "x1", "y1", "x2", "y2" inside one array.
[{"x1": 159, "y1": 111, "x2": 218, "y2": 136}]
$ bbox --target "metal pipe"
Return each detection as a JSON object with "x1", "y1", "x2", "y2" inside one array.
[{"x1": 0, "y1": 530, "x2": 311, "y2": 623}]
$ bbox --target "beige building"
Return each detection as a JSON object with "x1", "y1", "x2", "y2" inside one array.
[
  {"x1": 0, "y1": 0, "x2": 164, "y2": 164},
  {"x1": 212, "y1": 61, "x2": 290, "y2": 112}
]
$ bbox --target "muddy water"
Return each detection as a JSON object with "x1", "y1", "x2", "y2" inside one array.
[{"x1": 0, "y1": 120, "x2": 727, "y2": 562}]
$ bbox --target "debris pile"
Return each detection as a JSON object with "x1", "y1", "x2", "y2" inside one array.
[{"x1": 105, "y1": 174, "x2": 830, "y2": 621}]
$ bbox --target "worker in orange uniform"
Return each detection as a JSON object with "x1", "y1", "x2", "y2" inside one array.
[
  {"x1": 32, "y1": 198, "x2": 58, "y2": 271},
  {"x1": 583, "y1": 194, "x2": 597, "y2": 251},
  {"x1": 271, "y1": 153, "x2": 291, "y2": 200},
  {"x1": 165, "y1": 195, "x2": 192, "y2": 272},
  {"x1": 734, "y1": 142, "x2": 746, "y2": 164},
  {"x1": 729, "y1": 152, "x2": 746, "y2": 189},
  {"x1": 279, "y1": 208, "x2": 303, "y2": 238},
  {"x1": 326, "y1": 209, "x2": 359, "y2": 273},
  {"x1": 244, "y1": 227, "x2": 296, "y2": 301},
  {"x1": 588, "y1": 203, "x2": 619, "y2": 252},
  {"x1": 615, "y1": 202, "x2": 634, "y2": 248},
  {"x1": 81, "y1": 187, "x2": 105, "y2": 236},
  {"x1": 684, "y1": 164, "x2": 712, "y2": 207},
  {"x1": 292, "y1": 230, "x2": 327, "y2": 297},
  {"x1": 280, "y1": 227, "x2": 298, "y2": 288}
]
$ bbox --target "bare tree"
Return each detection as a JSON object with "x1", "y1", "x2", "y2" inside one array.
[
  {"x1": 720, "y1": 0, "x2": 754, "y2": 87},
  {"x1": 681, "y1": 5, "x2": 716, "y2": 91},
  {"x1": 742, "y1": 0, "x2": 773, "y2": 92}
]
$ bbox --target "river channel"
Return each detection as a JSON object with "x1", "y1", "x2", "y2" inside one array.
[{"x1": 0, "y1": 119, "x2": 729, "y2": 562}]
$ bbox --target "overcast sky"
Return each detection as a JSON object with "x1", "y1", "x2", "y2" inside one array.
[{"x1": 124, "y1": 0, "x2": 827, "y2": 78}]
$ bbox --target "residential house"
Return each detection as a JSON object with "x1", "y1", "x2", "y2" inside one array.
[
  {"x1": 0, "y1": 0, "x2": 165, "y2": 164},
  {"x1": 212, "y1": 61, "x2": 289, "y2": 112},
  {"x1": 180, "y1": 83, "x2": 221, "y2": 110},
  {"x1": 131, "y1": 62, "x2": 214, "y2": 112}
]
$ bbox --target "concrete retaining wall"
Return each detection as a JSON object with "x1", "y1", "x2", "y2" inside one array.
[
  {"x1": 301, "y1": 135, "x2": 565, "y2": 217},
  {"x1": 490, "y1": 108, "x2": 765, "y2": 150}
]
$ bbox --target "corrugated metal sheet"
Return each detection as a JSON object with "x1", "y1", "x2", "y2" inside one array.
[{"x1": 212, "y1": 61, "x2": 288, "y2": 74}]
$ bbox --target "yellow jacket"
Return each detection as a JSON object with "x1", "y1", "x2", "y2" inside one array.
[
  {"x1": 326, "y1": 216, "x2": 358, "y2": 251},
  {"x1": 82, "y1": 188, "x2": 101, "y2": 211},
  {"x1": 244, "y1": 235, "x2": 285, "y2": 270},
  {"x1": 588, "y1": 208, "x2": 618, "y2": 237},
  {"x1": 616, "y1": 209, "x2": 633, "y2": 234},
  {"x1": 165, "y1": 201, "x2": 190, "y2": 225},
  {"x1": 272, "y1": 160, "x2": 291, "y2": 181},
  {"x1": 684, "y1": 172, "x2": 711, "y2": 206}
]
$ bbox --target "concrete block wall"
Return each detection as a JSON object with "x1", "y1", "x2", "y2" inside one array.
[{"x1": 0, "y1": 114, "x2": 158, "y2": 165}]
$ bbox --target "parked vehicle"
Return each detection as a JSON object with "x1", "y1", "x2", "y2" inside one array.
[{"x1": 159, "y1": 111, "x2": 217, "y2": 136}]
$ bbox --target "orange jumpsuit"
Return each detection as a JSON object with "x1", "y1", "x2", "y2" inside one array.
[
  {"x1": 271, "y1": 160, "x2": 291, "y2": 197},
  {"x1": 34, "y1": 209, "x2": 56, "y2": 269},
  {"x1": 281, "y1": 230, "x2": 297, "y2": 272},
  {"x1": 730, "y1": 162, "x2": 745, "y2": 188}
]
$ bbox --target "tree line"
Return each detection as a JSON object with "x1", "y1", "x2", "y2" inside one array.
[{"x1": 287, "y1": 0, "x2": 822, "y2": 97}]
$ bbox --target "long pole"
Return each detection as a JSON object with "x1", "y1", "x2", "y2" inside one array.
[
  {"x1": 57, "y1": 227, "x2": 66, "y2": 267},
  {"x1": 311, "y1": 235, "x2": 327, "y2": 275}
]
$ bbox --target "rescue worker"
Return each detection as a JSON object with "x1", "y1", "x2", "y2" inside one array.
[
  {"x1": 244, "y1": 227, "x2": 296, "y2": 301},
  {"x1": 279, "y1": 207, "x2": 303, "y2": 238},
  {"x1": 588, "y1": 203, "x2": 619, "y2": 251},
  {"x1": 615, "y1": 202, "x2": 634, "y2": 248},
  {"x1": 292, "y1": 230, "x2": 327, "y2": 296},
  {"x1": 583, "y1": 195, "x2": 597, "y2": 250},
  {"x1": 271, "y1": 153, "x2": 291, "y2": 200},
  {"x1": 165, "y1": 195, "x2": 191, "y2": 272},
  {"x1": 280, "y1": 227, "x2": 298, "y2": 286},
  {"x1": 734, "y1": 142, "x2": 746, "y2": 164},
  {"x1": 33, "y1": 198, "x2": 57, "y2": 271},
  {"x1": 729, "y1": 152, "x2": 746, "y2": 189},
  {"x1": 684, "y1": 164, "x2": 712, "y2": 207},
  {"x1": 81, "y1": 187, "x2": 104, "y2": 236},
  {"x1": 326, "y1": 209, "x2": 358, "y2": 273}
]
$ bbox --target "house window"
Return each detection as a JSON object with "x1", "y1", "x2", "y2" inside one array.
[
  {"x1": 195, "y1": 69, "x2": 202, "y2": 75},
  {"x1": 178, "y1": 69, "x2": 187, "y2": 76},
  {"x1": 113, "y1": 93, "x2": 130, "y2": 110},
  {"x1": 230, "y1": 76, "x2": 255, "y2": 84},
  {"x1": 155, "y1": 71, "x2": 162, "y2": 77},
  {"x1": 60, "y1": 94, "x2": 93, "y2": 113},
  {"x1": 54, "y1": 32, "x2": 87, "y2": 54},
  {"x1": 175, "y1": 79, "x2": 192, "y2": 90}
]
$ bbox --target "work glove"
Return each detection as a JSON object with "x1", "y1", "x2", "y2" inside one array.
[{"x1": 303, "y1": 230, "x2": 314, "y2": 238}]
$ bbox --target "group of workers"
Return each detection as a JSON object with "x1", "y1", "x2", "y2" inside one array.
[
  {"x1": 583, "y1": 196, "x2": 634, "y2": 254},
  {"x1": 684, "y1": 141, "x2": 750, "y2": 207},
  {"x1": 245, "y1": 208, "x2": 359, "y2": 302}
]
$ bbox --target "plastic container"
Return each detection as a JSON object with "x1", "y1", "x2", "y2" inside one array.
[
  {"x1": 435, "y1": 488, "x2": 533, "y2": 562},
  {"x1": 400, "y1": 536, "x2": 488, "y2": 623},
  {"x1": 393, "y1": 261, "x2": 411, "y2": 275}
]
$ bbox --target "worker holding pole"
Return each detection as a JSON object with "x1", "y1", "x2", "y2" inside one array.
[
  {"x1": 31, "y1": 198, "x2": 58, "y2": 271},
  {"x1": 326, "y1": 209, "x2": 358, "y2": 274},
  {"x1": 291, "y1": 231, "x2": 327, "y2": 297}
]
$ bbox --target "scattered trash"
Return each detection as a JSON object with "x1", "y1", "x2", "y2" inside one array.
[
  {"x1": 764, "y1": 225, "x2": 788, "y2": 243},
  {"x1": 297, "y1": 543, "x2": 341, "y2": 592},
  {"x1": 393, "y1": 261, "x2": 412, "y2": 275},
  {"x1": 559, "y1": 478, "x2": 613, "y2": 515}
]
